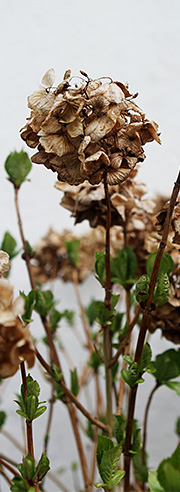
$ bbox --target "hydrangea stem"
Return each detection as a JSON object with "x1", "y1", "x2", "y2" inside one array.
[
  {"x1": 124, "y1": 169, "x2": 180, "y2": 491},
  {"x1": 103, "y1": 176, "x2": 113, "y2": 434}
]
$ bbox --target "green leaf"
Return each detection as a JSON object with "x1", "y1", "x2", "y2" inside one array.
[
  {"x1": 21, "y1": 290, "x2": 36, "y2": 323},
  {"x1": 10, "y1": 475, "x2": 30, "y2": 492},
  {"x1": 158, "y1": 461, "x2": 180, "y2": 491},
  {"x1": 135, "y1": 274, "x2": 150, "y2": 303},
  {"x1": 97, "y1": 435, "x2": 114, "y2": 469},
  {"x1": 148, "y1": 471, "x2": 165, "y2": 491},
  {"x1": 121, "y1": 361, "x2": 139, "y2": 388},
  {"x1": 5, "y1": 150, "x2": 32, "y2": 188},
  {"x1": 111, "y1": 312, "x2": 124, "y2": 333},
  {"x1": 111, "y1": 469, "x2": 125, "y2": 487},
  {"x1": 175, "y1": 417, "x2": 180, "y2": 436},
  {"x1": 34, "y1": 289, "x2": 54, "y2": 318},
  {"x1": 130, "y1": 427, "x2": 142, "y2": 454},
  {"x1": 146, "y1": 251, "x2": 174, "y2": 278},
  {"x1": 140, "y1": 343, "x2": 152, "y2": 375},
  {"x1": 62, "y1": 309, "x2": 74, "y2": 326},
  {"x1": 153, "y1": 349, "x2": 180, "y2": 383},
  {"x1": 18, "y1": 454, "x2": 36, "y2": 480},
  {"x1": 165, "y1": 381, "x2": 180, "y2": 396},
  {"x1": 153, "y1": 272, "x2": 170, "y2": 307},
  {"x1": 111, "y1": 247, "x2": 137, "y2": 287},
  {"x1": 133, "y1": 450, "x2": 148, "y2": 483},
  {"x1": 1, "y1": 231, "x2": 19, "y2": 259},
  {"x1": 99, "y1": 444, "x2": 122, "y2": 487},
  {"x1": 25, "y1": 241, "x2": 35, "y2": 258},
  {"x1": 33, "y1": 406, "x2": 47, "y2": 420},
  {"x1": 85, "y1": 298, "x2": 99, "y2": 326},
  {"x1": 95, "y1": 251, "x2": 106, "y2": 285},
  {"x1": 113, "y1": 414, "x2": 126, "y2": 446},
  {"x1": 49, "y1": 308, "x2": 62, "y2": 331},
  {"x1": 65, "y1": 239, "x2": 80, "y2": 266},
  {"x1": 0, "y1": 411, "x2": 6, "y2": 429},
  {"x1": 70, "y1": 368, "x2": 79, "y2": 396},
  {"x1": 25, "y1": 394, "x2": 38, "y2": 421},
  {"x1": 16, "y1": 410, "x2": 28, "y2": 419},
  {"x1": 88, "y1": 351, "x2": 103, "y2": 371},
  {"x1": 36, "y1": 453, "x2": 50, "y2": 480}
]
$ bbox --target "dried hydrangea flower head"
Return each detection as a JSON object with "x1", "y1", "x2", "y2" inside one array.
[
  {"x1": 0, "y1": 250, "x2": 10, "y2": 277},
  {"x1": 21, "y1": 69, "x2": 161, "y2": 186},
  {"x1": 31, "y1": 228, "x2": 106, "y2": 284},
  {"x1": 0, "y1": 278, "x2": 35, "y2": 378}
]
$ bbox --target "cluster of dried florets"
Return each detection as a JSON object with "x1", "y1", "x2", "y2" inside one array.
[
  {"x1": 20, "y1": 69, "x2": 161, "y2": 186},
  {"x1": 31, "y1": 228, "x2": 106, "y2": 284},
  {"x1": 0, "y1": 251, "x2": 35, "y2": 378}
]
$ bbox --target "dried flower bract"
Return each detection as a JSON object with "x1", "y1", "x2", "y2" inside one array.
[{"x1": 21, "y1": 69, "x2": 161, "y2": 186}]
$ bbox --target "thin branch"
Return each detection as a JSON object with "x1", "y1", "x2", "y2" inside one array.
[
  {"x1": 43, "y1": 384, "x2": 55, "y2": 454},
  {"x1": 103, "y1": 176, "x2": 113, "y2": 434},
  {"x1": 0, "y1": 468, "x2": 12, "y2": 486},
  {"x1": 117, "y1": 290, "x2": 131, "y2": 415},
  {"x1": 35, "y1": 348, "x2": 108, "y2": 433},
  {"x1": 142, "y1": 382, "x2": 159, "y2": 464},
  {"x1": 0, "y1": 458, "x2": 19, "y2": 477},
  {"x1": 124, "y1": 169, "x2": 180, "y2": 491}
]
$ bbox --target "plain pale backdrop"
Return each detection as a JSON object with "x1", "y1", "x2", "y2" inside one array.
[{"x1": 0, "y1": 1, "x2": 180, "y2": 490}]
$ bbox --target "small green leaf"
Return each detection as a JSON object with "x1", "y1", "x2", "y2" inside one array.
[
  {"x1": 65, "y1": 239, "x2": 80, "y2": 266},
  {"x1": 36, "y1": 452, "x2": 50, "y2": 480},
  {"x1": 21, "y1": 290, "x2": 36, "y2": 323},
  {"x1": 1, "y1": 232, "x2": 19, "y2": 259},
  {"x1": 95, "y1": 251, "x2": 106, "y2": 285},
  {"x1": 10, "y1": 475, "x2": 30, "y2": 492},
  {"x1": 111, "y1": 247, "x2": 137, "y2": 287},
  {"x1": 140, "y1": 343, "x2": 152, "y2": 375},
  {"x1": 34, "y1": 289, "x2": 54, "y2": 318},
  {"x1": 88, "y1": 351, "x2": 103, "y2": 371},
  {"x1": 33, "y1": 406, "x2": 47, "y2": 420},
  {"x1": 146, "y1": 250, "x2": 174, "y2": 278},
  {"x1": 158, "y1": 461, "x2": 180, "y2": 491},
  {"x1": 153, "y1": 349, "x2": 180, "y2": 384},
  {"x1": 0, "y1": 411, "x2": 6, "y2": 429},
  {"x1": 5, "y1": 150, "x2": 32, "y2": 188},
  {"x1": 153, "y1": 272, "x2": 170, "y2": 307},
  {"x1": 94, "y1": 482, "x2": 108, "y2": 489},
  {"x1": 111, "y1": 469, "x2": 125, "y2": 487},
  {"x1": 97, "y1": 435, "x2": 114, "y2": 469},
  {"x1": 16, "y1": 410, "x2": 28, "y2": 419},
  {"x1": 25, "y1": 394, "x2": 38, "y2": 421},
  {"x1": 18, "y1": 454, "x2": 36, "y2": 480},
  {"x1": 121, "y1": 361, "x2": 139, "y2": 388},
  {"x1": 135, "y1": 274, "x2": 150, "y2": 303},
  {"x1": 130, "y1": 427, "x2": 142, "y2": 454},
  {"x1": 70, "y1": 368, "x2": 79, "y2": 397},
  {"x1": 133, "y1": 450, "x2": 148, "y2": 483},
  {"x1": 113, "y1": 414, "x2": 126, "y2": 446}
]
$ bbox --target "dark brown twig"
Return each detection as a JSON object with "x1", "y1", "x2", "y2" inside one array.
[{"x1": 124, "y1": 169, "x2": 180, "y2": 491}]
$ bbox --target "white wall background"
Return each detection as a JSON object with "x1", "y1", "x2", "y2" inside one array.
[{"x1": 0, "y1": 1, "x2": 180, "y2": 491}]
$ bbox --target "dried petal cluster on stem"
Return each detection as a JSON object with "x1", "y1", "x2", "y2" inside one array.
[{"x1": 20, "y1": 69, "x2": 160, "y2": 186}]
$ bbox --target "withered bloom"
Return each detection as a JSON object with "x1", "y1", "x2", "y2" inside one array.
[
  {"x1": 31, "y1": 228, "x2": 106, "y2": 284},
  {"x1": 0, "y1": 278, "x2": 35, "y2": 378},
  {"x1": 21, "y1": 69, "x2": 160, "y2": 186},
  {"x1": 0, "y1": 250, "x2": 10, "y2": 277}
]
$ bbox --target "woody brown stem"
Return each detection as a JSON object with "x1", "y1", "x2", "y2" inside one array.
[
  {"x1": 142, "y1": 382, "x2": 159, "y2": 465},
  {"x1": 124, "y1": 169, "x2": 180, "y2": 491},
  {"x1": 103, "y1": 176, "x2": 113, "y2": 434},
  {"x1": 14, "y1": 184, "x2": 91, "y2": 488}
]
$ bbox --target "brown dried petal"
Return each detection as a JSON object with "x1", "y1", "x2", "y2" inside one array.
[
  {"x1": 39, "y1": 134, "x2": 74, "y2": 157},
  {"x1": 0, "y1": 251, "x2": 10, "y2": 277}
]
